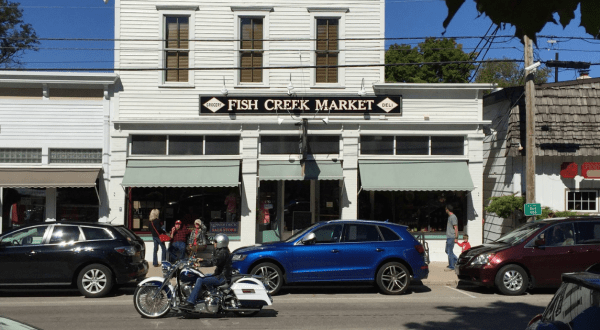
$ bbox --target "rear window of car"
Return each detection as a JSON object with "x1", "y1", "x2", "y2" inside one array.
[
  {"x1": 49, "y1": 225, "x2": 81, "y2": 244},
  {"x1": 342, "y1": 224, "x2": 381, "y2": 242},
  {"x1": 114, "y1": 226, "x2": 138, "y2": 241},
  {"x1": 379, "y1": 226, "x2": 401, "y2": 241},
  {"x1": 81, "y1": 227, "x2": 114, "y2": 241},
  {"x1": 575, "y1": 221, "x2": 600, "y2": 245}
]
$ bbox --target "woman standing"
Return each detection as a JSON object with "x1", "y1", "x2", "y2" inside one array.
[
  {"x1": 149, "y1": 209, "x2": 167, "y2": 267},
  {"x1": 187, "y1": 219, "x2": 207, "y2": 257}
]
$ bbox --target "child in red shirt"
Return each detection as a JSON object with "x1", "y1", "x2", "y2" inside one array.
[{"x1": 457, "y1": 234, "x2": 471, "y2": 253}]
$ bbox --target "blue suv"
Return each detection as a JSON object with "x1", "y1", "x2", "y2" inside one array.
[{"x1": 232, "y1": 220, "x2": 429, "y2": 295}]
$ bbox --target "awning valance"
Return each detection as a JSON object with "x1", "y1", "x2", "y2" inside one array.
[
  {"x1": 359, "y1": 160, "x2": 474, "y2": 191},
  {"x1": 0, "y1": 168, "x2": 101, "y2": 188},
  {"x1": 121, "y1": 160, "x2": 240, "y2": 188},
  {"x1": 259, "y1": 160, "x2": 343, "y2": 181}
]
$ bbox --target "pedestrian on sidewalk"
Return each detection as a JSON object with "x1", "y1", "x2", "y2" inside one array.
[
  {"x1": 444, "y1": 205, "x2": 458, "y2": 271},
  {"x1": 149, "y1": 208, "x2": 167, "y2": 267},
  {"x1": 169, "y1": 220, "x2": 190, "y2": 262},
  {"x1": 456, "y1": 234, "x2": 471, "y2": 253}
]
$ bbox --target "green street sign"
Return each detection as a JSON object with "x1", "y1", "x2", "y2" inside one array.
[{"x1": 524, "y1": 203, "x2": 542, "y2": 216}]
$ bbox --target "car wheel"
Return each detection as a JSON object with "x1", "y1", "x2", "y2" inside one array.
[
  {"x1": 77, "y1": 264, "x2": 113, "y2": 298},
  {"x1": 376, "y1": 262, "x2": 410, "y2": 295},
  {"x1": 495, "y1": 264, "x2": 529, "y2": 295},
  {"x1": 251, "y1": 262, "x2": 283, "y2": 295}
]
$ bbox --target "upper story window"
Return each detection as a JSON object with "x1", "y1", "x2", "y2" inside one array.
[
  {"x1": 164, "y1": 16, "x2": 189, "y2": 83},
  {"x1": 0, "y1": 148, "x2": 42, "y2": 163},
  {"x1": 130, "y1": 135, "x2": 240, "y2": 156},
  {"x1": 315, "y1": 18, "x2": 339, "y2": 84},
  {"x1": 240, "y1": 18, "x2": 263, "y2": 83},
  {"x1": 360, "y1": 136, "x2": 465, "y2": 156}
]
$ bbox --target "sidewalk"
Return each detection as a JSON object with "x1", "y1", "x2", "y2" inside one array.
[
  {"x1": 146, "y1": 261, "x2": 458, "y2": 286},
  {"x1": 421, "y1": 261, "x2": 459, "y2": 286}
]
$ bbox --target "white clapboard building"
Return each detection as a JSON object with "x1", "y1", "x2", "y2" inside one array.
[
  {"x1": 0, "y1": 72, "x2": 118, "y2": 233},
  {"x1": 110, "y1": 0, "x2": 492, "y2": 261}
]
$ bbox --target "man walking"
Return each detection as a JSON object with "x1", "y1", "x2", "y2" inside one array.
[{"x1": 444, "y1": 205, "x2": 458, "y2": 271}]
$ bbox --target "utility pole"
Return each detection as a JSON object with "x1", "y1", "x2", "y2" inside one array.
[{"x1": 524, "y1": 35, "x2": 536, "y2": 221}]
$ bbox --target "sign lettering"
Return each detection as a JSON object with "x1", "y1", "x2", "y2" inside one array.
[{"x1": 200, "y1": 95, "x2": 402, "y2": 115}]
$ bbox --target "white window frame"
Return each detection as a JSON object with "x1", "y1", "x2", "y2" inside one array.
[
  {"x1": 358, "y1": 135, "x2": 467, "y2": 157},
  {"x1": 308, "y1": 8, "x2": 347, "y2": 89},
  {"x1": 565, "y1": 190, "x2": 598, "y2": 212},
  {"x1": 232, "y1": 7, "x2": 272, "y2": 88},
  {"x1": 157, "y1": 6, "x2": 198, "y2": 88}
]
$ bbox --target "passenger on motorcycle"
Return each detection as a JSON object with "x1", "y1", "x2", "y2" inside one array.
[{"x1": 180, "y1": 233, "x2": 232, "y2": 310}]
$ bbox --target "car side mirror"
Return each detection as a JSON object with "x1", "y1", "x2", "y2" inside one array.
[{"x1": 302, "y1": 233, "x2": 316, "y2": 245}]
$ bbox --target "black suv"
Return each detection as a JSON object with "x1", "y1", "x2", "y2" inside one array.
[{"x1": 0, "y1": 221, "x2": 148, "y2": 297}]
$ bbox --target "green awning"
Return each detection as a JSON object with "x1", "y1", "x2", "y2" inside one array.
[
  {"x1": 359, "y1": 160, "x2": 474, "y2": 191},
  {"x1": 121, "y1": 160, "x2": 240, "y2": 188},
  {"x1": 259, "y1": 160, "x2": 343, "y2": 181}
]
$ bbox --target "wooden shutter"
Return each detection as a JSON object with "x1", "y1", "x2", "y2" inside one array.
[
  {"x1": 240, "y1": 18, "x2": 263, "y2": 83},
  {"x1": 165, "y1": 16, "x2": 189, "y2": 82},
  {"x1": 316, "y1": 19, "x2": 338, "y2": 83}
]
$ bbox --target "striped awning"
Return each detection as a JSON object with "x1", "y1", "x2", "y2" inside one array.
[
  {"x1": 259, "y1": 160, "x2": 343, "y2": 181},
  {"x1": 0, "y1": 168, "x2": 101, "y2": 188},
  {"x1": 359, "y1": 160, "x2": 474, "y2": 191},
  {"x1": 121, "y1": 160, "x2": 240, "y2": 188}
]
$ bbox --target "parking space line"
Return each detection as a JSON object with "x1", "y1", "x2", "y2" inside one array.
[{"x1": 445, "y1": 286, "x2": 477, "y2": 298}]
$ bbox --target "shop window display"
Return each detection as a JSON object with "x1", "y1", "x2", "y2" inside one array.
[
  {"x1": 1, "y1": 188, "x2": 46, "y2": 232},
  {"x1": 127, "y1": 187, "x2": 239, "y2": 236},
  {"x1": 358, "y1": 190, "x2": 466, "y2": 233},
  {"x1": 56, "y1": 187, "x2": 99, "y2": 222}
]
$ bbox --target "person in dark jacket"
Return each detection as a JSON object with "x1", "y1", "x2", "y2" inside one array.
[
  {"x1": 180, "y1": 234, "x2": 232, "y2": 310},
  {"x1": 149, "y1": 208, "x2": 167, "y2": 267}
]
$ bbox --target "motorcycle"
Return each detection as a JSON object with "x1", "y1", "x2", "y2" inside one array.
[{"x1": 133, "y1": 257, "x2": 273, "y2": 318}]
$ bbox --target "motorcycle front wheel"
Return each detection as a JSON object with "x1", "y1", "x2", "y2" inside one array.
[{"x1": 133, "y1": 285, "x2": 171, "y2": 318}]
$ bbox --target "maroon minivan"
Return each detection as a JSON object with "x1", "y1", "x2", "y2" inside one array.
[{"x1": 455, "y1": 218, "x2": 600, "y2": 295}]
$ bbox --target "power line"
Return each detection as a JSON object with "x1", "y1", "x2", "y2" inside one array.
[{"x1": 0, "y1": 59, "x2": 533, "y2": 72}]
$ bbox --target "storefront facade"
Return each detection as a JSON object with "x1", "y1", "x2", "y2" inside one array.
[
  {"x1": 112, "y1": 0, "x2": 491, "y2": 261},
  {"x1": 483, "y1": 78, "x2": 600, "y2": 242},
  {"x1": 0, "y1": 72, "x2": 118, "y2": 233}
]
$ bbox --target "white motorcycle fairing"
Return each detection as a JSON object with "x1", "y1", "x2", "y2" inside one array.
[{"x1": 230, "y1": 277, "x2": 273, "y2": 306}]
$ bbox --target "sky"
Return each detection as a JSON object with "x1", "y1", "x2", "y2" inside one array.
[{"x1": 11, "y1": 0, "x2": 600, "y2": 82}]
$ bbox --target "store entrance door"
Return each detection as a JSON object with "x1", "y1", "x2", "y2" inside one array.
[{"x1": 258, "y1": 179, "x2": 341, "y2": 242}]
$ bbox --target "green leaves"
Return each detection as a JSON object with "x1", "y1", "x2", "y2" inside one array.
[
  {"x1": 474, "y1": 58, "x2": 552, "y2": 90},
  {"x1": 0, "y1": 0, "x2": 39, "y2": 67},
  {"x1": 443, "y1": 0, "x2": 600, "y2": 43},
  {"x1": 385, "y1": 38, "x2": 475, "y2": 83},
  {"x1": 485, "y1": 195, "x2": 526, "y2": 219}
]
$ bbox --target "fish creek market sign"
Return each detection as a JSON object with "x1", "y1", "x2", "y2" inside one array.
[{"x1": 199, "y1": 95, "x2": 402, "y2": 115}]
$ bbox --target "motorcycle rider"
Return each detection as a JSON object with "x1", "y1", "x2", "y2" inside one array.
[{"x1": 180, "y1": 233, "x2": 232, "y2": 310}]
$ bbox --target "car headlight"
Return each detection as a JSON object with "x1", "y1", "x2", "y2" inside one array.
[
  {"x1": 470, "y1": 253, "x2": 495, "y2": 266},
  {"x1": 232, "y1": 254, "x2": 247, "y2": 261}
]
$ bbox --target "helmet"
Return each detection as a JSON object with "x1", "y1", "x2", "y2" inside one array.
[{"x1": 214, "y1": 233, "x2": 229, "y2": 249}]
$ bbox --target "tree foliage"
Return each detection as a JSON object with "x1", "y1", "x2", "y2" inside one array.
[
  {"x1": 474, "y1": 57, "x2": 553, "y2": 89},
  {"x1": 443, "y1": 0, "x2": 600, "y2": 43},
  {"x1": 385, "y1": 38, "x2": 476, "y2": 83},
  {"x1": 0, "y1": 0, "x2": 39, "y2": 67},
  {"x1": 485, "y1": 195, "x2": 526, "y2": 219}
]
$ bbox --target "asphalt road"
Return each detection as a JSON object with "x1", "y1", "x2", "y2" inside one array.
[{"x1": 0, "y1": 283, "x2": 554, "y2": 330}]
